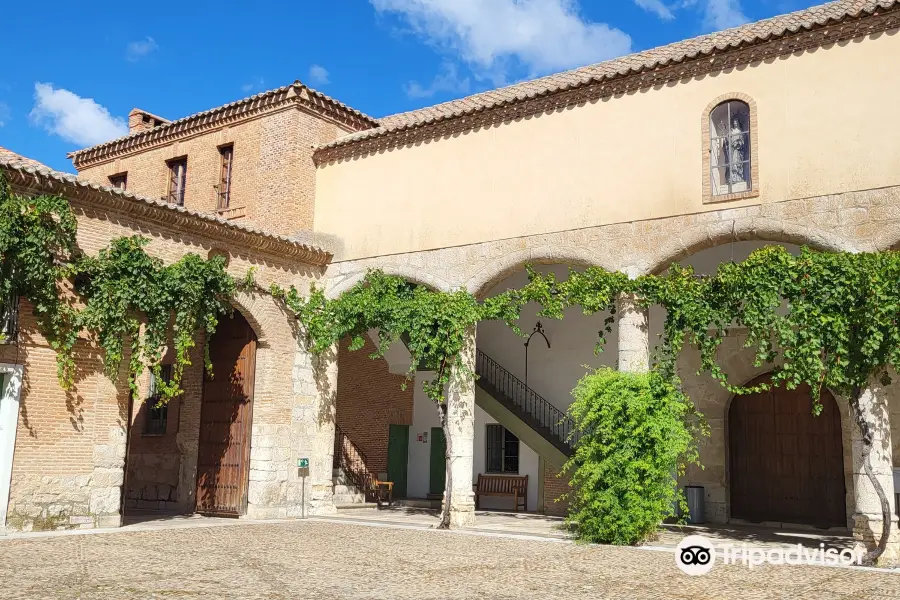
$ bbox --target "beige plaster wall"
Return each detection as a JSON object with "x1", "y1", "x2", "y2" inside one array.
[{"x1": 316, "y1": 30, "x2": 900, "y2": 260}]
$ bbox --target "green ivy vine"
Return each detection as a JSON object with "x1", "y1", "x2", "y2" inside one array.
[
  {"x1": 0, "y1": 175, "x2": 236, "y2": 405},
  {"x1": 4, "y1": 169, "x2": 899, "y2": 560},
  {"x1": 76, "y1": 236, "x2": 236, "y2": 404},
  {"x1": 0, "y1": 175, "x2": 79, "y2": 381}
]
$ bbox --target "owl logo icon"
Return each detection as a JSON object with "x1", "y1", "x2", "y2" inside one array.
[{"x1": 676, "y1": 535, "x2": 716, "y2": 575}]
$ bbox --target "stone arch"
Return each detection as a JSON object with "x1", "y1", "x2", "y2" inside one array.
[
  {"x1": 465, "y1": 245, "x2": 618, "y2": 300},
  {"x1": 325, "y1": 264, "x2": 452, "y2": 300},
  {"x1": 229, "y1": 290, "x2": 276, "y2": 346},
  {"x1": 722, "y1": 371, "x2": 853, "y2": 528},
  {"x1": 640, "y1": 218, "x2": 855, "y2": 276},
  {"x1": 873, "y1": 223, "x2": 900, "y2": 252}
]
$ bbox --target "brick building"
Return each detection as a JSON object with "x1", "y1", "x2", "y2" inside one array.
[{"x1": 2, "y1": 0, "x2": 900, "y2": 564}]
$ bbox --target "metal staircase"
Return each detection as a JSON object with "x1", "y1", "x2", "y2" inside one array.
[
  {"x1": 333, "y1": 424, "x2": 378, "y2": 504},
  {"x1": 475, "y1": 349, "x2": 579, "y2": 460}
]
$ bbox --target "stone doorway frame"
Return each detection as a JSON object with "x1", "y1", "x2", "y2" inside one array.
[{"x1": 0, "y1": 364, "x2": 24, "y2": 535}]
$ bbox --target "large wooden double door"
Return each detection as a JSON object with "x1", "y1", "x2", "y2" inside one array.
[
  {"x1": 195, "y1": 311, "x2": 257, "y2": 516},
  {"x1": 729, "y1": 375, "x2": 846, "y2": 527}
]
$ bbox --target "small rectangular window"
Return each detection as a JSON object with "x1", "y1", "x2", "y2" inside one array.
[
  {"x1": 146, "y1": 364, "x2": 173, "y2": 435},
  {"x1": 485, "y1": 424, "x2": 519, "y2": 474},
  {"x1": 166, "y1": 158, "x2": 188, "y2": 206},
  {"x1": 108, "y1": 173, "x2": 127, "y2": 191},
  {"x1": 217, "y1": 145, "x2": 233, "y2": 210}
]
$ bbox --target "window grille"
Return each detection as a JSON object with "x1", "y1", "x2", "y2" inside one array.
[
  {"x1": 146, "y1": 364, "x2": 173, "y2": 435},
  {"x1": 710, "y1": 100, "x2": 751, "y2": 196},
  {"x1": 486, "y1": 424, "x2": 519, "y2": 474}
]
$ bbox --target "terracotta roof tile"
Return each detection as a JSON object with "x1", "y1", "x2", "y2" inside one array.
[
  {"x1": 69, "y1": 81, "x2": 379, "y2": 164},
  {"x1": 318, "y1": 0, "x2": 897, "y2": 154},
  {"x1": 0, "y1": 146, "x2": 53, "y2": 172},
  {"x1": 0, "y1": 154, "x2": 335, "y2": 264}
]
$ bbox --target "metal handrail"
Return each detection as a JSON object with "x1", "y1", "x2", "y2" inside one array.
[
  {"x1": 333, "y1": 424, "x2": 377, "y2": 494},
  {"x1": 475, "y1": 349, "x2": 579, "y2": 449}
]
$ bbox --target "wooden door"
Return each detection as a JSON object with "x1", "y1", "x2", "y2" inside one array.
[
  {"x1": 429, "y1": 427, "x2": 446, "y2": 496},
  {"x1": 195, "y1": 312, "x2": 257, "y2": 516},
  {"x1": 729, "y1": 376, "x2": 845, "y2": 527},
  {"x1": 387, "y1": 424, "x2": 409, "y2": 498}
]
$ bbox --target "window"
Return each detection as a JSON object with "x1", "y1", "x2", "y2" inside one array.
[
  {"x1": 217, "y1": 145, "x2": 233, "y2": 210},
  {"x1": 709, "y1": 100, "x2": 751, "y2": 197},
  {"x1": 166, "y1": 158, "x2": 188, "y2": 206},
  {"x1": 108, "y1": 173, "x2": 127, "y2": 191},
  {"x1": 485, "y1": 424, "x2": 519, "y2": 473},
  {"x1": 146, "y1": 364, "x2": 173, "y2": 435}
]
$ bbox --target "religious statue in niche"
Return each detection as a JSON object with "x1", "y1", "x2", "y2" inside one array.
[{"x1": 727, "y1": 113, "x2": 748, "y2": 185}]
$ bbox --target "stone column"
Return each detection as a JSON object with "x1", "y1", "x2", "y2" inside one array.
[
  {"x1": 850, "y1": 383, "x2": 900, "y2": 565},
  {"x1": 617, "y1": 293, "x2": 649, "y2": 373},
  {"x1": 446, "y1": 326, "x2": 476, "y2": 528},
  {"x1": 286, "y1": 343, "x2": 338, "y2": 517}
]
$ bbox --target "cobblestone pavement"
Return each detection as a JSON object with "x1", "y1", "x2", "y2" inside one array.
[{"x1": 1, "y1": 520, "x2": 898, "y2": 600}]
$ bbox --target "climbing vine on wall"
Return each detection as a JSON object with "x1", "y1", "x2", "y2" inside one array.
[
  {"x1": 0, "y1": 174, "x2": 79, "y2": 381},
  {"x1": 76, "y1": 236, "x2": 236, "y2": 403},
  {"x1": 515, "y1": 246, "x2": 900, "y2": 561},
  {"x1": 0, "y1": 175, "x2": 237, "y2": 404},
  {"x1": 285, "y1": 249, "x2": 900, "y2": 558}
]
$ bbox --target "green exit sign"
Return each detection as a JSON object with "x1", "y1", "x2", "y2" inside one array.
[{"x1": 297, "y1": 458, "x2": 309, "y2": 468}]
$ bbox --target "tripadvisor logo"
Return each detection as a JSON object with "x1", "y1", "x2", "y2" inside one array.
[
  {"x1": 675, "y1": 534, "x2": 865, "y2": 575},
  {"x1": 676, "y1": 535, "x2": 716, "y2": 575}
]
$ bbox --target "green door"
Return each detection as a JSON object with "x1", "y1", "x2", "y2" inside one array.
[
  {"x1": 429, "y1": 427, "x2": 446, "y2": 496},
  {"x1": 387, "y1": 424, "x2": 409, "y2": 498}
]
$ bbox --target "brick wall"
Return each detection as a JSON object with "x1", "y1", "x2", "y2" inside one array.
[
  {"x1": 124, "y1": 342, "x2": 204, "y2": 513},
  {"x1": 2, "y1": 181, "x2": 322, "y2": 531},
  {"x1": 335, "y1": 336, "x2": 413, "y2": 475},
  {"x1": 76, "y1": 107, "x2": 351, "y2": 237},
  {"x1": 543, "y1": 463, "x2": 570, "y2": 517}
]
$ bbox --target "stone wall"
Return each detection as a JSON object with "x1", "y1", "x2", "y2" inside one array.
[{"x1": 323, "y1": 186, "x2": 900, "y2": 530}]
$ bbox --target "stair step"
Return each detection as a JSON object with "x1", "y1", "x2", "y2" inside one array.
[
  {"x1": 335, "y1": 503, "x2": 379, "y2": 511},
  {"x1": 333, "y1": 492, "x2": 367, "y2": 504},
  {"x1": 333, "y1": 484, "x2": 361, "y2": 495},
  {"x1": 393, "y1": 498, "x2": 441, "y2": 509}
]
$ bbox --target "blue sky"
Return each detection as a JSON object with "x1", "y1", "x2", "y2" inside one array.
[{"x1": 0, "y1": 0, "x2": 821, "y2": 172}]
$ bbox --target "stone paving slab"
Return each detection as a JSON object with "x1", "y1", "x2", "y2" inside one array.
[{"x1": 1, "y1": 520, "x2": 898, "y2": 599}]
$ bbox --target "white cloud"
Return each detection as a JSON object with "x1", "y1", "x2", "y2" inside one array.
[
  {"x1": 370, "y1": 0, "x2": 632, "y2": 80},
  {"x1": 634, "y1": 0, "x2": 675, "y2": 20},
  {"x1": 126, "y1": 36, "x2": 158, "y2": 62},
  {"x1": 241, "y1": 78, "x2": 266, "y2": 93},
  {"x1": 703, "y1": 0, "x2": 748, "y2": 29},
  {"x1": 30, "y1": 83, "x2": 128, "y2": 146},
  {"x1": 308, "y1": 65, "x2": 330, "y2": 86},
  {"x1": 0, "y1": 103, "x2": 9, "y2": 127},
  {"x1": 405, "y1": 62, "x2": 470, "y2": 99}
]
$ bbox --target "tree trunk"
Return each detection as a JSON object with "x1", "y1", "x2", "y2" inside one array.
[
  {"x1": 849, "y1": 385, "x2": 892, "y2": 565},
  {"x1": 436, "y1": 402, "x2": 452, "y2": 529}
]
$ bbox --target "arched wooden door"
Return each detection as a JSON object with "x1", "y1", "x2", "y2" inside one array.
[
  {"x1": 195, "y1": 311, "x2": 257, "y2": 516},
  {"x1": 729, "y1": 376, "x2": 846, "y2": 527}
]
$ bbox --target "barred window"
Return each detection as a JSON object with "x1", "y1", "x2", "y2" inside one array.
[
  {"x1": 485, "y1": 424, "x2": 519, "y2": 474},
  {"x1": 146, "y1": 364, "x2": 173, "y2": 435},
  {"x1": 709, "y1": 100, "x2": 751, "y2": 196}
]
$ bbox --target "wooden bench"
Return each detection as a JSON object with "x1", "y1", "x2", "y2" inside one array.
[{"x1": 475, "y1": 474, "x2": 528, "y2": 511}]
